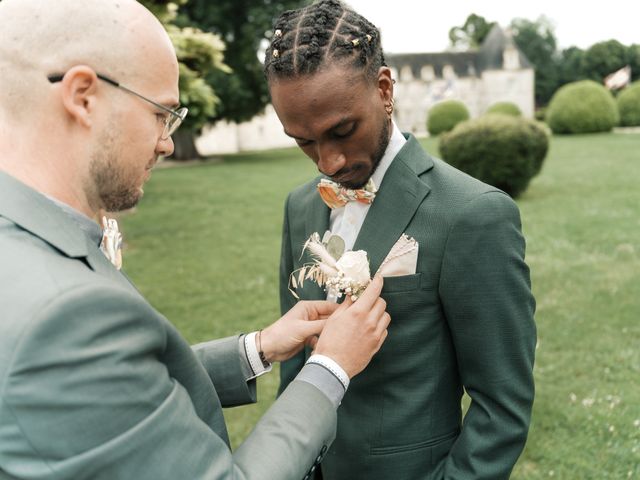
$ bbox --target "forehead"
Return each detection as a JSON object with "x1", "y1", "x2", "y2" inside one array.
[{"x1": 270, "y1": 65, "x2": 375, "y2": 132}]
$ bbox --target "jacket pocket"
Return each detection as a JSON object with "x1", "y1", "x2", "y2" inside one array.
[
  {"x1": 369, "y1": 428, "x2": 459, "y2": 455},
  {"x1": 381, "y1": 273, "x2": 422, "y2": 294}
]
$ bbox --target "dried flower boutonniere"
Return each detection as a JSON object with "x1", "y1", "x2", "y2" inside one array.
[{"x1": 290, "y1": 232, "x2": 371, "y2": 301}]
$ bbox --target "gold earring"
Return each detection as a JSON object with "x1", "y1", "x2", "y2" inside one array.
[{"x1": 385, "y1": 98, "x2": 395, "y2": 116}]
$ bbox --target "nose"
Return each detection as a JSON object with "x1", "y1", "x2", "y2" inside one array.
[
  {"x1": 316, "y1": 143, "x2": 346, "y2": 176},
  {"x1": 156, "y1": 135, "x2": 175, "y2": 158}
]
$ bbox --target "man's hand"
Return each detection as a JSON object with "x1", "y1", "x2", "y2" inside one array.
[
  {"x1": 259, "y1": 300, "x2": 338, "y2": 363},
  {"x1": 315, "y1": 276, "x2": 390, "y2": 378}
]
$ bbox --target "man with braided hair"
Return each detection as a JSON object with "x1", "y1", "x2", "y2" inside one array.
[{"x1": 267, "y1": 1, "x2": 537, "y2": 479}]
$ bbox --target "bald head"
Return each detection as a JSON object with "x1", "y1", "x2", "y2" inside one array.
[
  {"x1": 0, "y1": 0, "x2": 180, "y2": 217},
  {"x1": 0, "y1": 0, "x2": 176, "y2": 118}
]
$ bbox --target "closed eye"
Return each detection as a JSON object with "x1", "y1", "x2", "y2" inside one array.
[
  {"x1": 294, "y1": 137, "x2": 314, "y2": 147},
  {"x1": 332, "y1": 122, "x2": 356, "y2": 139}
]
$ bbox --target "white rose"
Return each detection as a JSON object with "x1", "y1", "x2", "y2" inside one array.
[{"x1": 336, "y1": 250, "x2": 371, "y2": 285}]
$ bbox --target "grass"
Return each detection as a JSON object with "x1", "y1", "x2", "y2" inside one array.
[{"x1": 121, "y1": 133, "x2": 640, "y2": 479}]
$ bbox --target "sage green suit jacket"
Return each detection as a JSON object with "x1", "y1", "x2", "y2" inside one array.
[
  {"x1": 0, "y1": 171, "x2": 335, "y2": 480},
  {"x1": 279, "y1": 135, "x2": 536, "y2": 480}
]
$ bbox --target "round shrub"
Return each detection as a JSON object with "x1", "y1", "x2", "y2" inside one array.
[
  {"x1": 439, "y1": 114, "x2": 550, "y2": 198},
  {"x1": 546, "y1": 80, "x2": 619, "y2": 134},
  {"x1": 427, "y1": 100, "x2": 470, "y2": 136},
  {"x1": 486, "y1": 101, "x2": 522, "y2": 117},
  {"x1": 617, "y1": 81, "x2": 640, "y2": 126}
]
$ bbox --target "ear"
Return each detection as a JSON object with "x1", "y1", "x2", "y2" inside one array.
[
  {"x1": 377, "y1": 66, "x2": 394, "y2": 104},
  {"x1": 58, "y1": 65, "x2": 100, "y2": 128}
]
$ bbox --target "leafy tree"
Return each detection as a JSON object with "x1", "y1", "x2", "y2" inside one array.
[
  {"x1": 448, "y1": 14, "x2": 496, "y2": 49},
  {"x1": 510, "y1": 16, "x2": 559, "y2": 106},
  {"x1": 139, "y1": 0, "x2": 230, "y2": 159},
  {"x1": 557, "y1": 46, "x2": 586, "y2": 87},
  {"x1": 625, "y1": 44, "x2": 640, "y2": 82},
  {"x1": 582, "y1": 40, "x2": 628, "y2": 82},
  {"x1": 176, "y1": 0, "x2": 308, "y2": 125}
]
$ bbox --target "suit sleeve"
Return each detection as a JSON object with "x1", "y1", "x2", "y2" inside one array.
[
  {"x1": 439, "y1": 191, "x2": 536, "y2": 479},
  {"x1": 192, "y1": 336, "x2": 258, "y2": 407},
  {"x1": 278, "y1": 193, "x2": 307, "y2": 395},
  {"x1": 0, "y1": 284, "x2": 335, "y2": 480}
]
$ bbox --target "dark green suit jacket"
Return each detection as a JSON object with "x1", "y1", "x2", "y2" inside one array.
[
  {"x1": 0, "y1": 171, "x2": 335, "y2": 480},
  {"x1": 279, "y1": 135, "x2": 536, "y2": 479}
]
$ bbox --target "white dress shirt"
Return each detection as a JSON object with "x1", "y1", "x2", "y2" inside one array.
[{"x1": 329, "y1": 121, "x2": 407, "y2": 251}]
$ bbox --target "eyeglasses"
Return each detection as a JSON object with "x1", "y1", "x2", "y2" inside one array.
[{"x1": 47, "y1": 71, "x2": 188, "y2": 140}]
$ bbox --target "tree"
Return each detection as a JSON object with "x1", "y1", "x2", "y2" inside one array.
[
  {"x1": 626, "y1": 44, "x2": 640, "y2": 82},
  {"x1": 582, "y1": 40, "x2": 628, "y2": 83},
  {"x1": 510, "y1": 16, "x2": 560, "y2": 106},
  {"x1": 448, "y1": 13, "x2": 496, "y2": 49},
  {"x1": 557, "y1": 46, "x2": 586, "y2": 87},
  {"x1": 177, "y1": 0, "x2": 308, "y2": 125},
  {"x1": 139, "y1": 0, "x2": 230, "y2": 160}
]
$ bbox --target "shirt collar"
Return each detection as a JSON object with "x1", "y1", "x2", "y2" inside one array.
[
  {"x1": 46, "y1": 196, "x2": 103, "y2": 246},
  {"x1": 370, "y1": 120, "x2": 407, "y2": 190}
]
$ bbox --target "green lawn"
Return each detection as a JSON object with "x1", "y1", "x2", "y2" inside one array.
[{"x1": 121, "y1": 133, "x2": 640, "y2": 479}]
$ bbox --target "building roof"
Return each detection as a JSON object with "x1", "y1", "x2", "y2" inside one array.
[{"x1": 386, "y1": 24, "x2": 532, "y2": 79}]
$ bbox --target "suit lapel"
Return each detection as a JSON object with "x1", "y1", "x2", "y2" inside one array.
[
  {"x1": 352, "y1": 136, "x2": 433, "y2": 275},
  {"x1": 0, "y1": 171, "x2": 136, "y2": 291},
  {"x1": 302, "y1": 187, "x2": 331, "y2": 299},
  {"x1": 305, "y1": 186, "x2": 331, "y2": 241},
  {"x1": 0, "y1": 171, "x2": 89, "y2": 259}
]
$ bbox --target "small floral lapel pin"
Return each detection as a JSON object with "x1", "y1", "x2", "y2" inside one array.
[{"x1": 100, "y1": 216, "x2": 123, "y2": 270}]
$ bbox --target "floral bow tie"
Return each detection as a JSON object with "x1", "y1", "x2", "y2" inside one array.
[
  {"x1": 317, "y1": 178, "x2": 377, "y2": 209},
  {"x1": 100, "y1": 216, "x2": 123, "y2": 270}
]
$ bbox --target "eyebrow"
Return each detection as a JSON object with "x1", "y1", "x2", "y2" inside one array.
[{"x1": 284, "y1": 117, "x2": 355, "y2": 139}]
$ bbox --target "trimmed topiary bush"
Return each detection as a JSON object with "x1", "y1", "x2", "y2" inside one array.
[
  {"x1": 486, "y1": 101, "x2": 522, "y2": 117},
  {"x1": 617, "y1": 81, "x2": 640, "y2": 127},
  {"x1": 427, "y1": 100, "x2": 470, "y2": 136},
  {"x1": 439, "y1": 114, "x2": 549, "y2": 198},
  {"x1": 546, "y1": 80, "x2": 619, "y2": 134}
]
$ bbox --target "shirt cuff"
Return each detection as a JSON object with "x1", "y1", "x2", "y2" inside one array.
[
  {"x1": 242, "y1": 332, "x2": 272, "y2": 379},
  {"x1": 306, "y1": 354, "x2": 350, "y2": 392}
]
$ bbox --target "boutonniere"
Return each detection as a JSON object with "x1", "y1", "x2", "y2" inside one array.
[
  {"x1": 290, "y1": 231, "x2": 371, "y2": 301},
  {"x1": 100, "y1": 216, "x2": 123, "y2": 270}
]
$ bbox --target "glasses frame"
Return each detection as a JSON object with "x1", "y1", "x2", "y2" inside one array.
[{"x1": 47, "y1": 71, "x2": 188, "y2": 139}]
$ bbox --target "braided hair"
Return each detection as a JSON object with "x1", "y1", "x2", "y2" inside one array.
[{"x1": 264, "y1": 0, "x2": 386, "y2": 83}]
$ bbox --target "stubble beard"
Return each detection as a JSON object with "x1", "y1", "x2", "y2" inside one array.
[
  {"x1": 89, "y1": 127, "x2": 143, "y2": 212},
  {"x1": 341, "y1": 116, "x2": 390, "y2": 190}
]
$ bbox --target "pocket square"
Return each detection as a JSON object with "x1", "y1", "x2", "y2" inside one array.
[{"x1": 377, "y1": 234, "x2": 418, "y2": 277}]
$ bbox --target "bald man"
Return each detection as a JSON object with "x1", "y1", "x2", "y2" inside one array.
[{"x1": 0, "y1": 1, "x2": 390, "y2": 479}]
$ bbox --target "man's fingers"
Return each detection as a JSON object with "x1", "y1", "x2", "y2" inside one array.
[
  {"x1": 327, "y1": 296, "x2": 352, "y2": 320},
  {"x1": 306, "y1": 335, "x2": 319, "y2": 350},
  {"x1": 375, "y1": 328, "x2": 389, "y2": 352},
  {"x1": 377, "y1": 312, "x2": 391, "y2": 336},
  {"x1": 354, "y1": 275, "x2": 383, "y2": 310},
  {"x1": 368, "y1": 297, "x2": 388, "y2": 320},
  {"x1": 299, "y1": 318, "x2": 326, "y2": 338},
  {"x1": 304, "y1": 300, "x2": 340, "y2": 319}
]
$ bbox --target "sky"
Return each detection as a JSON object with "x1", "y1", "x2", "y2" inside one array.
[{"x1": 344, "y1": 0, "x2": 640, "y2": 53}]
